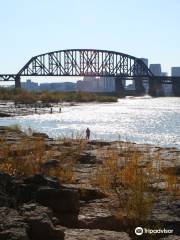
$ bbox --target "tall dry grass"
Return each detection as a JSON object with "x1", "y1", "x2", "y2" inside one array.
[
  {"x1": 0, "y1": 131, "x2": 87, "y2": 184},
  {"x1": 91, "y1": 142, "x2": 179, "y2": 221}
]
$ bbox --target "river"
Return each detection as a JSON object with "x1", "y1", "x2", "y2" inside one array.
[{"x1": 0, "y1": 97, "x2": 179, "y2": 148}]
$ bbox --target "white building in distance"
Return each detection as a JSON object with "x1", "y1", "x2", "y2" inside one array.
[{"x1": 77, "y1": 76, "x2": 115, "y2": 92}]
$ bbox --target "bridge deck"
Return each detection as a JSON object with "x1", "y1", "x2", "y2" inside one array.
[
  {"x1": 0, "y1": 74, "x2": 17, "y2": 81},
  {"x1": 0, "y1": 74, "x2": 180, "y2": 84}
]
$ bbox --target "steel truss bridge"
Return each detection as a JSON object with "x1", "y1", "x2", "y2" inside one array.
[{"x1": 0, "y1": 49, "x2": 180, "y2": 96}]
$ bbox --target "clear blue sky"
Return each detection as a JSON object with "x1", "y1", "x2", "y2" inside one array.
[{"x1": 0, "y1": 0, "x2": 180, "y2": 75}]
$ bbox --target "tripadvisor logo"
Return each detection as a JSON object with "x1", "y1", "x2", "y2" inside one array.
[
  {"x1": 135, "y1": 227, "x2": 143, "y2": 235},
  {"x1": 135, "y1": 226, "x2": 174, "y2": 236}
]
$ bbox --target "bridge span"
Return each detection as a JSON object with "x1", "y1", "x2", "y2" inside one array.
[{"x1": 0, "y1": 49, "x2": 180, "y2": 96}]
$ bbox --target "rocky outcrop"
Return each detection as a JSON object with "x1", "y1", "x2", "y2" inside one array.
[
  {"x1": 78, "y1": 151, "x2": 97, "y2": 164},
  {"x1": 0, "y1": 172, "x2": 15, "y2": 207},
  {"x1": 62, "y1": 184, "x2": 107, "y2": 202},
  {"x1": 78, "y1": 199, "x2": 124, "y2": 232},
  {"x1": 36, "y1": 187, "x2": 80, "y2": 227},
  {"x1": 160, "y1": 236, "x2": 180, "y2": 240},
  {"x1": 0, "y1": 172, "x2": 80, "y2": 228},
  {"x1": 65, "y1": 229, "x2": 131, "y2": 240},
  {"x1": 0, "y1": 112, "x2": 12, "y2": 117},
  {"x1": 1, "y1": 127, "x2": 180, "y2": 240},
  {"x1": 21, "y1": 204, "x2": 64, "y2": 240},
  {"x1": 149, "y1": 194, "x2": 180, "y2": 236},
  {"x1": 0, "y1": 207, "x2": 29, "y2": 240},
  {"x1": 0, "y1": 204, "x2": 65, "y2": 240},
  {"x1": 14, "y1": 174, "x2": 61, "y2": 205}
]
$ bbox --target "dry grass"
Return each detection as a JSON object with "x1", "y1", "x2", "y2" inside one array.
[
  {"x1": 0, "y1": 128, "x2": 89, "y2": 184},
  {"x1": 0, "y1": 128, "x2": 179, "y2": 222},
  {"x1": 91, "y1": 142, "x2": 180, "y2": 221},
  {"x1": 0, "y1": 136, "x2": 48, "y2": 176}
]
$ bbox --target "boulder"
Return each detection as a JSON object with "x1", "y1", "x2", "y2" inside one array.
[
  {"x1": 23, "y1": 173, "x2": 60, "y2": 188},
  {"x1": 15, "y1": 174, "x2": 60, "y2": 204},
  {"x1": 62, "y1": 185, "x2": 107, "y2": 202},
  {"x1": 0, "y1": 207, "x2": 29, "y2": 240},
  {"x1": 149, "y1": 195, "x2": 180, "y2": 235},
  {"x1": 78, "y1": 188, "x2": 106, "y2": 202},
  {"x1": 0, "y1": 228, "x2": 28, "y2": 240},
  {"x1": 0, "y1": 194, "x2": 14, "y2": 208},
  {"x1": 78, "y1": 152, "x2": 96, "y2": 164},
  {"x1": 0, "y1": 172, "x2": 12, "y2": 192},
  {"x1": 20, "y1": 203, "x2": 64, "y2": 240},
  {"x1": 28, "y1": 217, "x2": 64, "y2": 240},
  {"x1": 36, "y1": 187, "x2": 80, "y2": 227},
  {"x1": 36, "y1": 187, "x2": 79, "y2": 214},
  {"x1": 20, "y1": 204, "x2": 64, "y2": 240},
  {"x1": 15, "y1": 183, "x2": 35, "y2": 204},
  {"x1": 0, "y1": 172, "x2": 15, "y2": 207}
]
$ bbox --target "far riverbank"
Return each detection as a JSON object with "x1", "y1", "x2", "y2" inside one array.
[{"x1": 0, "y1": 100, "x2": 79, "y2": 117}]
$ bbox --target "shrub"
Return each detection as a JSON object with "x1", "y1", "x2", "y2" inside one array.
[{"x1": 0, "y1": 87, "x2": 118, "y2": 103}]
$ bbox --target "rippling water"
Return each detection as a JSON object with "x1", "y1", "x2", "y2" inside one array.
[{"x1": 0, "y1": 97, "x2": 180, "y2": 148}]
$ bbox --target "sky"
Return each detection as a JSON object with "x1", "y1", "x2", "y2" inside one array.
[{"x1": 0, "y1": 0, "x2": 180, "y2": 79}]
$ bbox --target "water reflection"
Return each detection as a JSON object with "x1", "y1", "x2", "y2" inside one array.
[{"x1": 0, "y1": 97, "x2": 179, "y2": 148}]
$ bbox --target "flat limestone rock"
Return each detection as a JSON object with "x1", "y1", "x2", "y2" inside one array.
[
  {"x1": 65, "y1": 229, "x2": 131, "y2": 240},
  {"x1": 160, "y1": 236, "x2": 180, "y2": 240}
]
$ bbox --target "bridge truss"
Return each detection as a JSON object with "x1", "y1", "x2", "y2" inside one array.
[
  {"x1": 0, "y1": 49, "x2": 179, "y2": 93},
  {"x1": 0, "y1": 49, "x2": 152, "y2": 80}
]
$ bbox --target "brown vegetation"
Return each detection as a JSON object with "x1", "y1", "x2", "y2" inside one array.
[
  {"x1": 91, "y1": 142, "x2": 180, "y2": 222},
  {"x1": 0, "y1": 127, "x2": 89, "y2": 185},
  {"x1": 0, "y1": 87, "x2": 117, "y2": 103},
  {"x1": 0, "y1": 126, "x2": 179, "y2": 225}
]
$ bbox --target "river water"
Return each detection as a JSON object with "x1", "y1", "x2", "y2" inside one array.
[{"x1": 0, "y1": 97, "x2": 180, "y2": 148}]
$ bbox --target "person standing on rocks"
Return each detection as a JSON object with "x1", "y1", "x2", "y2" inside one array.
[{"x1": 86, "y1": 128, "x2": 90, "y2": 140}]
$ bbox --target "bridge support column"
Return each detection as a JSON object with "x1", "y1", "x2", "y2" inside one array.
[
  {"x1": 15, "y1": 75, "x2": 21, "y2": 88},
  {"x1": 115, "y1": 77, "x2": 125, "y2": 97},
  {"x1": 148, "y1": 78, "x2": 164, "y2": 97},
  {"x1": 134, "y1": 77, "x2": 145, "y2": 96},
  {"x1": 172, "y1": 77, "x2": 180, "y2": 96},
  {"x1": 163, "y1": 84, "x2": 174, "y2": 96}
]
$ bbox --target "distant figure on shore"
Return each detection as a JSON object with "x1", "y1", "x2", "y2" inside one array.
[
  {"x1": 59, "y1": 107, "x2": 61, "y2": 113},
  {"x1": 86, "y1": 128, "x2": 90, "y2": 140},
  {"x1": 35, "y1": 106, "x2": 37, "y2": 113},
  {"x1": 50, "y1": 107, "x2": 53, "y2": 114}
]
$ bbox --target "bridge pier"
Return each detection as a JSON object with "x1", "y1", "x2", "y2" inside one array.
[
  {"x1": 148, "y1": 77, "x2": 164, "y2": 97},
  {"x1": 172, "y1": 78, "x2": 180, "y2": 96},
  {"x1": 115, "y1": 77, "x2": 125, "y2": 97},
  {"x1": 134, "y1": 77, "x2": 145, "y2": 95},
  {"x1": 15, "y1": 75, "x2": 21, "y2": 88},
  {"x1": 162, "y1": 84, "x2": 174, "y2": 96}
]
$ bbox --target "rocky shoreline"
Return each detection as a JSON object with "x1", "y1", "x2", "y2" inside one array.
[
  {"x1": 0, "y1": 126, "x2": 180, "y2": 239},
  {"x1": 0, "y1": 101, "x2": 77, "y2": 117}
]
